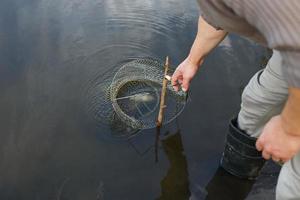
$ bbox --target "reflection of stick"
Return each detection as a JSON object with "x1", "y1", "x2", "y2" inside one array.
[
  {"x1": 57, "y1": 177, "x2": 70, "y2": 200},
  {"x1": 156, "y1": 56, "x2": 169, "y2": 127},
  {"x1": 155, "y1": 126, "x2": 160, "y2": 163},
  {"x1": 155, "y1": 56, "x2": 169, "y2": 163}
]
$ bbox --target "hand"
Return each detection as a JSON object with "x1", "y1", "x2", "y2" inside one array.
[
  {"x1": 171, "y1": 57, "x2": 202, "y2": 92},
  {"x1": 256, "y1": 115, "x2": 300, "y2": 163}
]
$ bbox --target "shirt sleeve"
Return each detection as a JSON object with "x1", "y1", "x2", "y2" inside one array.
[
  {"x1": 281, "y1": 51, "x2": 300, "y2": 88},
  {"x1": 198, "y1": 0, "x2": 265, "y2": 43},
  {"x1": 201, "y1": 14, "x2": 223, "y2": 30},
  {"x1": 198, "y1": 0, "x2": 229, "y2": 30},
  {"x1": 224, "y1": 0, "x2": 300, "y2": 87}
]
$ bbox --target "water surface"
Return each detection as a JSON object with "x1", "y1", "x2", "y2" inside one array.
[{"x1": 0, "y1": 0, "x2": 270, "y2": 199}]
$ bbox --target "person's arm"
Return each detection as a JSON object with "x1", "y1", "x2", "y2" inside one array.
[
  {"x1": 172, "y1": 16, "x2": 227, "y2": 91},
  {"x1": 188, "y1": 16, "x2": 228, "y2": 65},
  {"x1": 282, "y1": 87, "x2": 300, "y2": 136}
]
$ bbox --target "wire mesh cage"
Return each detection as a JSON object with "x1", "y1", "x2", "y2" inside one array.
[
  {"x1": 110, "y1": 58, "x2": 186, "y2": 129},
  {"x1": 85, "y1": 58, "x2": 187, "y2": 137}
]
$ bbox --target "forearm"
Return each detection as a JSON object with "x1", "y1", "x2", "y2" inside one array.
[
  {"x1": 281, "y1": 87, "x2": 300, "y2": 136},
  {"x1": 188, "y1": 16, "x2": 228, "y2": 65}
]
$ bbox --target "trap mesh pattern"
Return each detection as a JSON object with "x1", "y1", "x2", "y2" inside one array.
[
  {"x1": 85, "y1": 68, "x2": 138, "y2": 138},
  {"x1": 85, "y1": 58, "x2": 187, "y2": 138},
  {"x1": 109, "y1": 58, "x2": 186, "y2": 129}
]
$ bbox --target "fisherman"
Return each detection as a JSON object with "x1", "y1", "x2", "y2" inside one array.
[{"x1": 171, "y1": 1, "x2": 300, "y2": 199}]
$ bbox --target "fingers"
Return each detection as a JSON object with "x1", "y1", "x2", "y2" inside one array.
[
  {"x1": 256, "y1": 134, "x2": 270, "y2": 160},
  {"x1": 171, "y1": 65, "x2": 193, "y2": 92},
  {"x1": 271, "y1": 155, "x2": 280, "y2": 162},
  {"x1": 257, "y1": 139, "x2": 283, "y2": 161},
  {"x1": 182, "y1": 77, "x2": 191, "y2": 92},
  {"x1": 256, "y1": 124, "x2": 289, "y2": 164},
  {"x1": 262, "y1": 150, "x2": 271, "y2": 160},
  {"x1": 171, "y1": 70, "x2": 181, "y2": 92},
  {"x1": 178, "y1": 79, "x2": 183, "y2": 85},
  {"x1": 256, "y1": 138, "x2": 263, "y2": 151},
  {"x1": 256, "y1": 138, "x2": 271, "y2": 160},
  {"x1": 171, "y1": 71, "x2": 189, "y2": 92}
]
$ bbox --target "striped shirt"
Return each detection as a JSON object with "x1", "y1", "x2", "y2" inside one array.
[{"x1": 197, "y1": 0, "x2": 300, "y2": 87}]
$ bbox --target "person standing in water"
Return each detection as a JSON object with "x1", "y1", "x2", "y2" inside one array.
[{"x1": 171, "y1": 1, "x2": 300, "y2": 199}]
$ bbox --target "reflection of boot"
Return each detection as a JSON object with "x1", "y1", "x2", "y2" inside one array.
[
  {"x1": 205, "y1": 167, "x2": 254, "y2": 200},
  {"x1": 220, "y1": 118, "x2": 265, "y2": 180}
]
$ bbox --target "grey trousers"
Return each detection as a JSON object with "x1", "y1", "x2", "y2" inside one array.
[{"x1": 237, "y1": 51, "x2": 300, "y2": 200}]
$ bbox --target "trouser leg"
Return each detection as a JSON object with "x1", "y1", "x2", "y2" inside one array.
[
  {"x1": 221, "y1": 51, "x2": 288, "y2": 179},
  {"x1": 276, "y1": 152, "x2": 300, "y2": 200},
  {"x1": 235, "y1": 51, "x2": 300, "y2": 199},
  {"x1": 276, "y1": 153, "x2": 300, "y2": 200},
  {"x1": 238, "y1": 50, "x2": 288, "y2": 138}
]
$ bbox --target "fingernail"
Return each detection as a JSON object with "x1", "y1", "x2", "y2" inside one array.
[{"x1": 182, "y1": 87, "x2": 187, "y2": 92}]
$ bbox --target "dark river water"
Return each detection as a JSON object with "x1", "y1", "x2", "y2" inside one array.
[{"x1": 0, "y1": 0, "x2": 270, "y2": 199}]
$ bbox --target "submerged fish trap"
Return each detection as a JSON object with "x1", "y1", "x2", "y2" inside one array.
[{"x1": 86, "y1": 58, "x2": 187, "y2": 137}]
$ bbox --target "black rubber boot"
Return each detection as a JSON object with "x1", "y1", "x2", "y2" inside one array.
[{"x1": 220, "y1": 118, "x2": 266, "y2": 180}]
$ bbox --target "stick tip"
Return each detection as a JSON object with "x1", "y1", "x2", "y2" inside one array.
[{"x1": 165, "y1": 56, "x2": 169, "y2": 66}]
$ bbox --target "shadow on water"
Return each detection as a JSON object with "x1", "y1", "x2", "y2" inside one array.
[
  {"x1": 203, "y1": 168, "x2": 254, "y2": 200},
  {"x1": 0, "y1": 0, "x2": 271, "y2": 199},
  {"x1": 155, "y1": 124, "x2": 254, "y2": 200},
  {"x1": 156, "y1": 129, "x2": 190, "y2": 200}
]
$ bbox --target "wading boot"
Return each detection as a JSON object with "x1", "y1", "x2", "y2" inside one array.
[{"x1": 220, "y1": 118, "x2": 266, "y2": 180}]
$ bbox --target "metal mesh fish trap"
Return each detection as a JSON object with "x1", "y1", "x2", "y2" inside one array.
[
  {"x1": 86, "y1": 58, "x2": 187, "y2": 137},
  {"x1": 109, "y1": 58, "x2": 186, "y2": 129}
]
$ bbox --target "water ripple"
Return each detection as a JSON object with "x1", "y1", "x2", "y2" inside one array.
[{"x1": 80, "y1": 43, "x2": 158, "y2": 139}]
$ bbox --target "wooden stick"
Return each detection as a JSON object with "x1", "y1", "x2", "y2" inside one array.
[
  {"x1": 156, "y1": 56, "x2": 169, "y2": 127},
  {"x1": 155, "y1": 56, "x2": 169, "y2": 163}
]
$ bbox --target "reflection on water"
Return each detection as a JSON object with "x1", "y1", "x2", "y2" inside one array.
[
  {"x1": 157, "y1": 128, "x2": 255, "y2": 200},
  {"x1": 157, "y1": 131, "x2": 190, "y2": 200},
  {"x1": 0, "y1": 0, "x2": 270, "y2": 199},
  {"x1": 204, "y1": 167, "x2": 254, "y2": 200}
]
